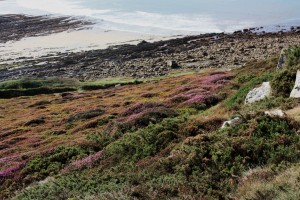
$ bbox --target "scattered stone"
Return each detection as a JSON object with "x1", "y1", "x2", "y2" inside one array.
[
  {"x1": 167, "y1": 60, "x2": 181, "y2": 69},
  {"x1": 221, "y1": 117, "x2": 242, "y2": 129},
  {"x1": 264, "y1": 109, "x2": 286, "y2": 117},
  {"x1": 1, "y1": 29, "x2": 300, "y2": 81},
  {"x1": 290, "y1": 70, "x2": 300, "y2": 98},
  {"x1": 245, "y1": 82, "x2": 271, "y2": 104}
]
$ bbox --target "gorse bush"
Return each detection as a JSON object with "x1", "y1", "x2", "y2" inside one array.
[
  {"x1": 13, "y1": 112, "x2": 300, "y2": 200},
  {"x1": 20, "y1": 146, "x2": 91, "y2": 182},
  {"x1": 81, "y1": 80, "x2": 142, "y2": 91},
  {"x1": 286, "y1": 45, "x2": 300, "y2": 67},
  {"x1": 0, "y1": 87, "x2": 77, "y2": 98},
  {"x1": 0, "y1": 78, "x2": 79, "y2": 90},
  {"x1": 271, "y1": 69, "x2": 296, "y2": 97},
  {"x1": 105, "y1": 117, "x2": 184, "y2": 162},
  {"x1": 271, "y1": 46, "x2": 300, "y2": 97},
  {"x1": 5, "y1": 53, "x2": 300, "y2": 199},
  {"x1": 0, "y1": 78, "x2": 79, "y2": 98}
]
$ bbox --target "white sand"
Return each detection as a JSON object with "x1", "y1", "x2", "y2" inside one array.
[{"x1": 0, "y1": 27, "x2": 174, "y2": 64}]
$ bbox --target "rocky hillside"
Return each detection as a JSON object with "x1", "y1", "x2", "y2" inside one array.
[{"x1": 1, "y1": 45, "x2": 300, "y2": 199}]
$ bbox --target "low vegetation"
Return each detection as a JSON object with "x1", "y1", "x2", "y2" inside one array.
[
  {"x1": 0, "y1": 77, "x2": 143, "y2": 98},
  {"x1": 1, "y1": 46, "x2": 300, "y2": 199}
]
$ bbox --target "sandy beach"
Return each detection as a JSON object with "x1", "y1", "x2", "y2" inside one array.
[
  {"x1": 0, "y1": 14, "x2": 173, "y2": 63},
  {"x1": 0, "y1": 27, "x2": 171, "y2": 62}
]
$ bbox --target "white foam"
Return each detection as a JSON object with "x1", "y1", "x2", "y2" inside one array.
[
  {"x1": 16, "y1": 0, "x2": 112, "y2": 16},
  {"x1": 0, "y1": 0, "x2": 299, "y2": 35},
  {"x1": 10, "y1": 0, "x2": 255, "y2": 35}
]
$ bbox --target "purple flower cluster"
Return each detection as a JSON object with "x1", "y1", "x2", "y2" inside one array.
[
  {"x1": 172, "y1": 85, "x2": 196, "y2": 96},
  {"x1": 0, "y1": 162, "x2": 25, "y2": 182},
  {"x1": 63, "y1": 150, "x2": 104, "y2": 173},
  {"x1": 168, "y1": 73, "x2": 232, "y2": 107},
  {"x1": 201, "y1": 73, "x2": 232, "y2": 85},
  {"x1": 0, "y1": 157, "x2": 15, "y2": 164}
]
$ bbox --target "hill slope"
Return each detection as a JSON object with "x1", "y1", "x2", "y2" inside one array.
[{"x1": 1, "y1": 47, "x2": 300, "y2": 199}]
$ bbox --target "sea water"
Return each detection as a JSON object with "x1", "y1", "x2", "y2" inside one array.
[{"x1": 1, "y1": 0, "x2": 300, "y2": 35}]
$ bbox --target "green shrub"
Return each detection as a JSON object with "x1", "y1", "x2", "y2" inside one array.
[
  {"x1": 0, "y1": 87, "x2": 77, "y2": 98},
  {"x1": 237, "y1": 74, "x2": 256, "y2": 84},
  {"x1": 0, "y1": 78, "x2": 79, "y2": 90},
  {"x1": 286, "y1": 45, "x2": 300, "y2": 67},
  {"x1": 21, "y1": 146, "x2": 91, "y2": 182},
  {"x1": 271, "y1": 69, "x2": 296, "y2": 97},
  {"x1": 13, "y1": 113, "x2": 300, "y2": 200},
  {"x1": 81, "y1": 80, "x2": 142, "y2": 91},
  {"x1": 0, "y1": 78, "x2": 42, "y2": 89},
  {"x1": 105, "y1": 117, "x2": 184, "y2": 161}
]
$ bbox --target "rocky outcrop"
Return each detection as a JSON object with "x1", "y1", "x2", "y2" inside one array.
[
  {"x1": 221, "y1": 117, "x2": 242, "y2": 129},
  {"x1": 264, "y1": 109, "x2": 286, "y2": 117},
  {"x1": 276, "y1": 49, "x2": 287, "y2": 71},
  {"x1": 245, "y1": 82, "x2": 271, "y2": 104},
  {"x1": 290, "y1": 70, "x2": 300, "y2": 98}
]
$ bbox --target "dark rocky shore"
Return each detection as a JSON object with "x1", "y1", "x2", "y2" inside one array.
[
  {"x1": 0, "y1": 14, "x2": 92, "y2": 43},
  {"x1": 0, "y1": 14, "x2": 300, "y2": 81}
]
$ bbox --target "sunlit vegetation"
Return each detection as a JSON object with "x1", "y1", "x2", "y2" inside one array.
[{"x1": 1, "y1": 47, "x2": 300, "y2": 199}]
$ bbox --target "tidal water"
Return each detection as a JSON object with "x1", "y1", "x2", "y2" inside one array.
[{"x1": 1, "y1": 0, "x2": 300, "y2": 35}]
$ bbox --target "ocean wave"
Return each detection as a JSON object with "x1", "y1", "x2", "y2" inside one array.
[
  {"x1": 16, "y1": 0, "x2": 112, "y2": 15},
  {"x1": 12, "y1": 0, "x2": 255, "y2": 35},
  {"x1": 1, "y1": 0, "x2": 297, "y2": 35}
]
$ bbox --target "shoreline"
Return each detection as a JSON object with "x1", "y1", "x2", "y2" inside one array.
[
  {"x1": 0, "y1": 14, "x2": 180, "y2": 64},
  {"x1": 1, "y1": 14, "x2": 300, "y2": 63},
  {"x1": 0, "y1": 14, "x2": 300, "y2": 82},
  {"x1": 0, "y1": 26, "x2": 175, "y2": 63}
]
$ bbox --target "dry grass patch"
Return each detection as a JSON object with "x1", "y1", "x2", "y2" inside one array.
[{"x1": 233, "y1": 165, "x2": 300, "y2": 200}]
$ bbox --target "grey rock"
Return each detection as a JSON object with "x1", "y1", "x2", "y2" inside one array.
[
  {"x1": 290, "y1": 70, "x2": 300, "y2": 98},
  {"x1": 276, "y1": 48, "x2": 287, "y2": 71},
  {"x1": 245, "y1": 82, "x2": 271, "y2": 104},
  {"x1": 221, "y1": 117, "x2": 242, "y2": 129},
  {"x1": 264, "y1": 109, "x2": 286, "y2": 117},
  {"x1": 167, "y1": 60, "x2": 180, "y2": 69}
]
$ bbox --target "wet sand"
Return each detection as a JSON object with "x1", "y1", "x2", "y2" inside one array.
[
  {"x1": 0, "y1": 14, "x2": 174, "y2": 63},
  {"x1": 0, "y1": 27, "x2": 172, "y2": 62}
]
